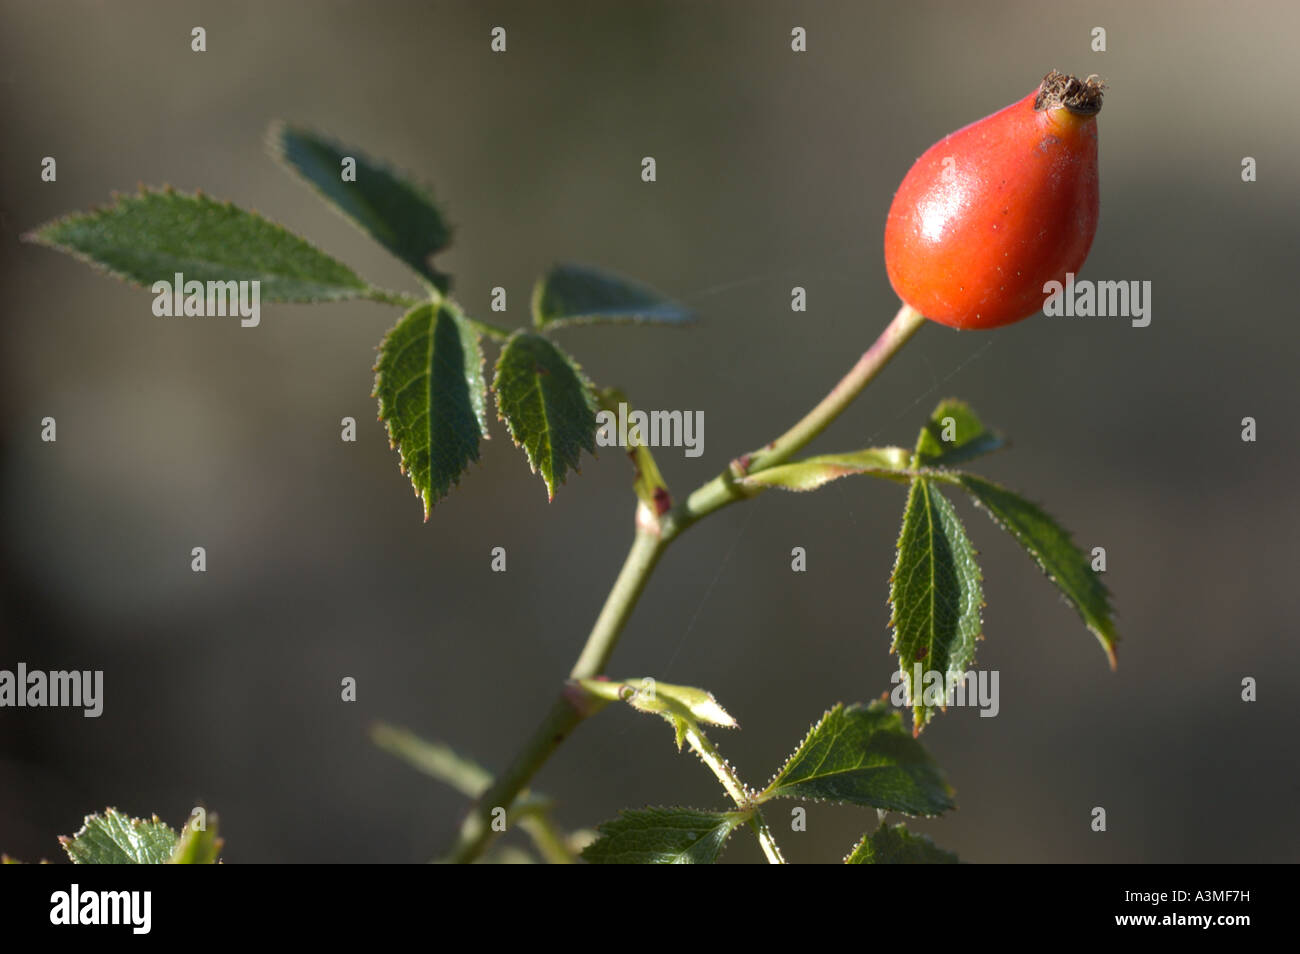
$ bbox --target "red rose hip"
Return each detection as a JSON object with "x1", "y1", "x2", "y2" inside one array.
[{"x1": 884, "y1": 71, "x2": 1103, "y2": 330}]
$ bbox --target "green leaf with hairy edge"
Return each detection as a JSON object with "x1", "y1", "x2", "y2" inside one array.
[
  {"x1": 739, "y1": 447, "x2": 913, "y2": 493},
  {"x1": 375, "y1": 302, "x2": 489, "y2": 518},
  {"x1": 890, "y1": 477, "x2": 984, "y2": 734},
  {"x1": 59, "y1": 809, "x2": 178, "y2": 864},
  {"x1": 493, "y1": 331, "x2": 597, "y2": 500},
  {"x1": 845, "y1": 823, "x2": 958, "y2": 864},
  {"x1": 759, "y1": 702, "x2": 955, "y2": 815},
  {"x1": 942, "y1": 473, "x2": 1117, "y2": 668},
  {"x1": 532, "y1": 263, "x2": 693, "y2": 330},
  {"x1": 169, "y1": 816, "x2": 223, "y2": 864},
  {"x1": 24, "y1": 187, "x2": 394, "y2": 303},
  {"x1": 582, "y1": 808, "x2": 749, "y2": 864},
  {"x1": 270, "y1": 123, "x2": 453, "y2": 292},
  {"x1": 914, "y1": 399, "x2": 1004, "y2": 468}
]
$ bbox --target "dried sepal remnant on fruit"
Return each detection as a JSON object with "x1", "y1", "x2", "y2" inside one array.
[{"x1": 1034, "y1": 70, "x2": 1105, "y2": 115}]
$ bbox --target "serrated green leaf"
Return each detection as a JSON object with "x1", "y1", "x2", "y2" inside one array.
[
  {"x1": 169, "y1": 816, "x2": 223, "y2": 864},
  {"x1": 739, "y1": 447, "x2": 913, "y2": 493},
  {"x1": 914, "y1": 399, "x2": 1004, "y2": 468},
  {"x1": 890, "y1": 477, "x2": 984, "y2": 733},
  {"x1": 493, "y1": 331, "x2": 598, "y2": 500},
  {"x1": 759, "y1": 702, "x2": 955, "y2": 815},
  {"x1": 532, "y1": 263, "x2": 692, "y2": 330},
  {"x1": 270, "y1": 123, "x2": 453, "y2": 292},
  {"x1": 845, "y1": 823, "x2": 958, "y2": 864},
  {"x1": 581, "y1": 808, "x2": 748, "y2": 864},
  {"x1": 944, "y1": 473, "x2": 1117, "y2": 668},
  {"x1": 375, "y1": 302, "x2": 489, "y2": 518},
  {"x1": 25, "y1": 187, "x2": 393, "y2": 303},
  {"x1": 60, "y1": 809, "x2": 179, "y2": 864}
]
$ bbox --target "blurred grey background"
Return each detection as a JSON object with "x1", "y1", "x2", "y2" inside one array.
[{"x1": 2, "y1": 1, "x2": 1296, "y2": 863}]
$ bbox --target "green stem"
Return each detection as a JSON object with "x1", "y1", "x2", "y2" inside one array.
[
  {"x1": 738, "y1": 302, "x2": 925, "y2": 474},
  {"x1": 682, "y1": 723, "x2": 751, "y2": 809},
  {"x1": 443, "y1": 301, "x2": 927, "y2": 863},
  {"x1": 443, "y1": 527, "x2": 666, "y2": 863},
  {"x1": 441, "y1": 694, "x2": 583, "y2": 863},
  {"x1": 681, "y1": 722, "x2": 787, "y2": 864},
  {"x1": 749, "y1": 813, "x2": 787, "y2": 864},
  {"x1": 465, "y1": 316, "x2": 512, "y2": 343},
  {"x1": 570, "y1": 526, "x2": 668, "y2": 678},
  {"x1": 366, "y1": 287, "x2": 425, "y2": 309},
  {"x1": 365, "y1": 286, "x2": 513, "y2": 342}
]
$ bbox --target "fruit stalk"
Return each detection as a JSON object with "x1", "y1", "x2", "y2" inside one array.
[{"x1": 733, "y1": 303, "x2": 926, "y2": 476}]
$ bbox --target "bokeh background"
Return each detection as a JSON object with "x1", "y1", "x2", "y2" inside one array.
[{"x1": 2, "y1": 0, "x2": 1296, "y2": 863}]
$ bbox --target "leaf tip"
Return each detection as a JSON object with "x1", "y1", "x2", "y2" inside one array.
[{"x1": 19, "y1": 224, "x2": 50, "y2": 246}]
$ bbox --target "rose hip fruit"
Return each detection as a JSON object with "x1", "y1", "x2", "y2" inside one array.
[{"x1": 884, "y1": 71, "x2": 1104, "y2": 330}]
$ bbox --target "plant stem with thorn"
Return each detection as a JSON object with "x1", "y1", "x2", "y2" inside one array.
[{"x1": 444, "y1": 302, "x2": 926, "y2": 863}]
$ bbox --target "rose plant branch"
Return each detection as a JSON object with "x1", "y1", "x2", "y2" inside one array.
[
  {"x1": 19, "y1": 71, "x2": 1117, "y2": 865},
  {"x1": 446, "y1": 300, "x2": 930, "y2": 863}
]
